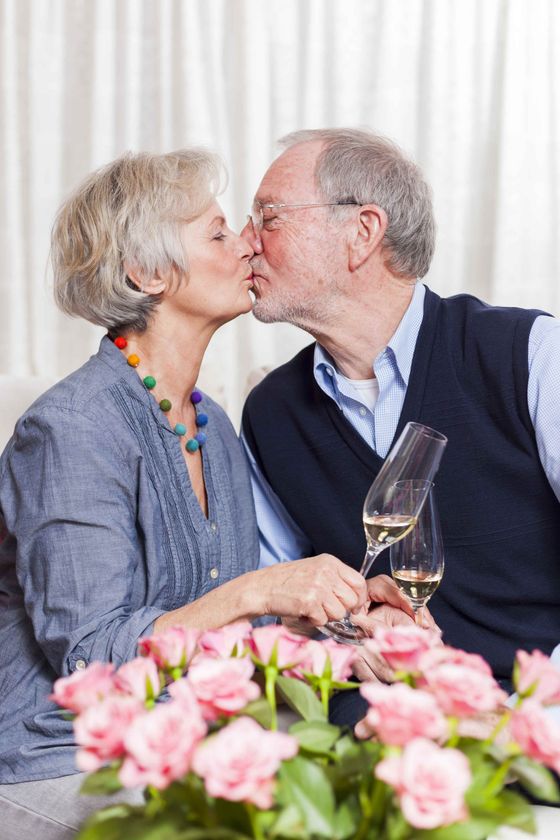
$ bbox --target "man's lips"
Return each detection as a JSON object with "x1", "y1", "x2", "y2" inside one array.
[{"x1": 250, "y1": 273, "x2": 265, "y2": 289}]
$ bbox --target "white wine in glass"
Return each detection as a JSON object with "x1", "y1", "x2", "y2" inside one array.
[
  {"x1": 391, "y1": 486, "x2": 444, "y2": 626},
  {"x1": 322, "y1": 421, "x2": 447, "y2": 645}
]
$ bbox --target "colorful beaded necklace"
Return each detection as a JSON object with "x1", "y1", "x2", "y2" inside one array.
[{"x1": 113, "y1": 335, "x2": 208, "y2": 453}]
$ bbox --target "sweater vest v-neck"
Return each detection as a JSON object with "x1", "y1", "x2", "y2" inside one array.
[{"x1": 243, "y1": 288, "x2": 560, "y2": 681}]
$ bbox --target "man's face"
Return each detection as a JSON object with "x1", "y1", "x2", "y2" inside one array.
[{"x1": 242, "y1": 141, "x2": 346, "y2": 326}]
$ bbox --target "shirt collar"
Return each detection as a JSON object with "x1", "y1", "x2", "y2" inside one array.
[
  {"x1": 384, "y1": 281, "x2": 425, "y2": 386},
  {"x1": 313, "y1": 282, "x2": 425, "y2": 387}
]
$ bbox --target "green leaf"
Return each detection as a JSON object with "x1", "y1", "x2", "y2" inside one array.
[
  {"x1": 330, "y1": 680, "x2": 361, "y2": 691},
  {"x1": 77, "y1": 806, "x2": 183, "y2": 840},
  {"x1": 276, "y1": 674, "x2": 326, "y2": 721},
  {"x1": 329, "y1": 736, "x2": 379, "y2": 788},
  {"x1": 385, "y1": 808, "x2": 410, "y2": 840},
  {"x1": 79, "y1": 766, "x2": 124, "y2": 796},
  {"x1": 173, "y1": 830, "x2": 250, "y2": 839},
  {"x1": 277, "y1": 756, "x2": 336, "y2": 837},
  {"x1": 483, "y1": 789, "x2": 536, "y2": 833},
  {"x1": 415, "y1": 815, "x2": 500, "y2": 840},
  {"x1": 242, "y1": 697, "x2": 273, "y2": 729},
  {"x1": 333, "y1": 798, "x2": 359, "y2": 840},
  {"x1": 510, "y1": 755, "x2": 560, "y2": 804},
  {"x1": 289, "y1": 720, "x2": 340, "y2": 754},
  {"x1": 270, "y1": 803, "x2": 307, "y2": 838}
]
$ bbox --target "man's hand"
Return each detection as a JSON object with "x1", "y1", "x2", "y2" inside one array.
[
  {"x1": 351, "y1": 602, "x2": 415, "y2": 682},
  {"x1": 351, "y1": 575, "x2": 440, "y2": 683}
]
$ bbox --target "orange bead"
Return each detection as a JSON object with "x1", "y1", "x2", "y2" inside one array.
[{"x1": 127, "y1": 354, "x2": 140, "y2": 367}]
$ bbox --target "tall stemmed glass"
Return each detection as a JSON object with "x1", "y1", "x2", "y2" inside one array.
[
  {"x1": 390, "y1": 486, "x2": 444, "y2": 627},
  {"x1": 322, "y1": 421, "x2": 447, "y2": 645}
]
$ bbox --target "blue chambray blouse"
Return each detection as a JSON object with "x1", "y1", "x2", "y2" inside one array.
[{"x1": 0, "y1": 337, "x2": 259, "y2": 782}]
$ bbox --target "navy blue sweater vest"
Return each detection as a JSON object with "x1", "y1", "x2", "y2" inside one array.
[{"x1": 243, "y1": 288, "x2": 560, "y2": 682}]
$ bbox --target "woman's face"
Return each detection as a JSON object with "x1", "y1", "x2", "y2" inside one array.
[{"x1": 170, "y1": 201, "x2": 254, "y2": 325}]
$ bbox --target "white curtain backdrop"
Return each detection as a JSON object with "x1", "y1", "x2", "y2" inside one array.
[{"x1": 1, "y1": 0, "x2": 559, "y2": 424}]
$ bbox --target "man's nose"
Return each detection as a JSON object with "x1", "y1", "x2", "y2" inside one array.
[{"x1": 241, "y1": 217, "x2": 263, "y2": 254}]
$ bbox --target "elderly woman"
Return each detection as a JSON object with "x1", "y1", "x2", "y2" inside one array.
[{"x1": 0, "y1": 149, "x2": 407, "y2": 837}]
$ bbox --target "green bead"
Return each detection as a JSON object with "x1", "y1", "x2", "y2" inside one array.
[
  {"x1": 186, "y1": 438, "x2": 200, "y2": 453},
  {"x1": 174, "y1": 423, "x2": 186, "y2": 436},
  {"x1": 159, "y1": 398, "x2": 172, "y2": 412},
  {"x1": 143, "y1": 375, "x2": 156, "y2": 390}
]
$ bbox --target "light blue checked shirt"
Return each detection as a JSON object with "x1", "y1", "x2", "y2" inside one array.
[{"x1": 243, "y1": 283, "x2": 560, "y2": 568}]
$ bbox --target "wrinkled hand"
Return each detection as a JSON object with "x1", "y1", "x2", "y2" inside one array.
[
  {"x1": 259, "y1": 554, "x2": 369, "y2": 627},
  {"x1": 365, "y1": 574, "x2": 416, "y2": 618},
  {"x1": 351, "y1": 576, "x2": 440, "y2": 683},
  {"x1": 352, "y1": 603, "x2": 415, "y2": 683}
]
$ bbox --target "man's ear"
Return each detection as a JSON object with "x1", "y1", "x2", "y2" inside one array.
[
  {"x1": 348, "y1": 205, "x2": 388, "y2": 271},
  {"x1": 124, "y1": 262, "x2": 167, "y2": 296}
]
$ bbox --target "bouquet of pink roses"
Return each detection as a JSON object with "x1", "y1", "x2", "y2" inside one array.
[{"x1": 52, "y1": 622, "x2": 560, "y2": 839}]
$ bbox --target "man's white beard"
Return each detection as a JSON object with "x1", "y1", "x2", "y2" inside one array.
[{"x1": 251, "y1": 279, "x2": 344, "y2": 328}]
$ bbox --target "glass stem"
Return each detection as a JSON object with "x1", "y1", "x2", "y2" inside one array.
[
  {"x1": 413, "y1": 603, "x2": 425, "y2": 627},
  {"x1": 338, "y1": 547, "x2": 385, "y2": 624},
  {"x1": 359, "y1": 546, "x2": 383, "y2": 578}
]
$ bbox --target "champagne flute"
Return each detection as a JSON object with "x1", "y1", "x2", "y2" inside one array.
[
  {"x1": 322, "y1": 421, "x2": 447, "y2": 645},
  {"x1": 390, "y1": 486, "x2": 444, "y2": 626}
]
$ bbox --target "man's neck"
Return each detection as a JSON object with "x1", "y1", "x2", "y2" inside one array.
[{"x1": 311, "y1": 277, "x2": 416, "y2": 380}]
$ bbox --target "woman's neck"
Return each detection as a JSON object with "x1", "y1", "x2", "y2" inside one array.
[{"x1": 121, "y1": 313, "x2": 216, "y2": 416}]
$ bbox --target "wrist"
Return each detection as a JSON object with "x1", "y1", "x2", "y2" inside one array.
[{"x1": 237, "y1": 568, "x2": 270, "y2": 619}]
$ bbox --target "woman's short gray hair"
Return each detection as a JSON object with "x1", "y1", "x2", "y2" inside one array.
[
  {"x1": 279, "y1": 128, "x2": 435, "y2": 278},
  {"x1": 51, "y1": 148, "x2": 225, "y2": 332}
]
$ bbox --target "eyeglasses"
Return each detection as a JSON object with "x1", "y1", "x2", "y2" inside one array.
[{"x1": 247, "y1": 200, "x2": 360, "y2": 235}]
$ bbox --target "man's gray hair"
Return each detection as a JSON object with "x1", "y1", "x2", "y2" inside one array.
[
  {"x1": 279, "y1": 128, "x2": 435, "y2": 278},
  {"x1": 51, "y1": 148, "x2": 225, "y2": 332}
]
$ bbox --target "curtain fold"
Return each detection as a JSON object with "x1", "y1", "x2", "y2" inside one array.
[{"x1": 1, "y1": 0, "x2": 558, "y2": 423}]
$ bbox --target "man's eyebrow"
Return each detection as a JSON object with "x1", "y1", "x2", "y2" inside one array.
[{"x1": 254, "y1": 196, "x2": 278, "y2": 205}]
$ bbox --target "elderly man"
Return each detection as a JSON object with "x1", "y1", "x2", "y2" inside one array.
[{"x1": 241, "y1": 128, "x2": 560, "y2": 710}]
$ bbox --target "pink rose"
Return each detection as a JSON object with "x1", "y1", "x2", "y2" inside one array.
[
  {"x1": 167, "y1": 676, "x2": 205, "y2": 717},
  {"x1": 292, "y1": 639, "x2": 356, "y2": 683},
  {"x1": 192, "y1": 717, "x2": 298, "y2": 809},
  {"x1": 420, "y1": 663, "x2": 506, "y2": 717},
  {"x1": 119, "y1": 698, "x2": 207, "y2": 789},
  {"x1": 114, "y1": 657, "x2": 161, "y2": 702},
  {"x1": 365, "y1": 625, "x2": 440, "y2": 673},
  {"x1": 198, "y1": 621, "x2": 252, "y2": 659},
  {"x1": 359, "y1": 682, "x2": 448, "y2": 746},
  {"x1": 138, "y1": 626, "x2": 200, "y2": 671},
  {"x1": 515, "y1": 650, "x2": 560, "y2": 705},
  {"x1": 376, "y1": 738, "x2": 471, "y2": 829},
  {"x1": 510, "y1": 700, "x2": 560, "y2": 773},
  {"x1": 419, "y1": 646, "x2": 492, "y2": 676},
  {"x1": 249, "y1": 625, "x2": 308, "y2": 670},
  {"x1": 74, "y1": 695, "x2": 142, "y2": 772},
  {"x1": 50, "y1": 662, "x2": 115, "y2": 713},
  {"x1": 186, "y1": 656, "x2": 261, "y2": 720}
]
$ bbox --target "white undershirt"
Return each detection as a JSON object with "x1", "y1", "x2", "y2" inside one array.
[{"x1": 338, "y1": 373, "x2": 380, "y2": 414}]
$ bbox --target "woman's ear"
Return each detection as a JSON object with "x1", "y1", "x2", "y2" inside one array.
[
  {"x1": 348, "y1": 205, "x2": 388, "y2": 272},
  {"x1": 124, "y1": 263, "x2": 167, "y2": 296}
]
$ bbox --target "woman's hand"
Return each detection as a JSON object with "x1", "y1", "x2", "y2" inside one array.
[{"x1": 255, "y1": 554, "x2": 369, "y2": 627}]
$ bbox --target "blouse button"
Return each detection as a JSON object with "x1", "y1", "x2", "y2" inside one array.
[
  {"x1": 210, "y1": 522, "x2": 218, "y2": 532},
  {"x1": 210, "y1": 568, "x2": 219, "y2": 580},
  {"x1": 75, "y1": 659, "x2": 87, "y2": 671}
]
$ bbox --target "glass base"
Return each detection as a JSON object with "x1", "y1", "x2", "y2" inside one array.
[{"x1": 321, "y1": 618, "x2": 366, "y2": 646}]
